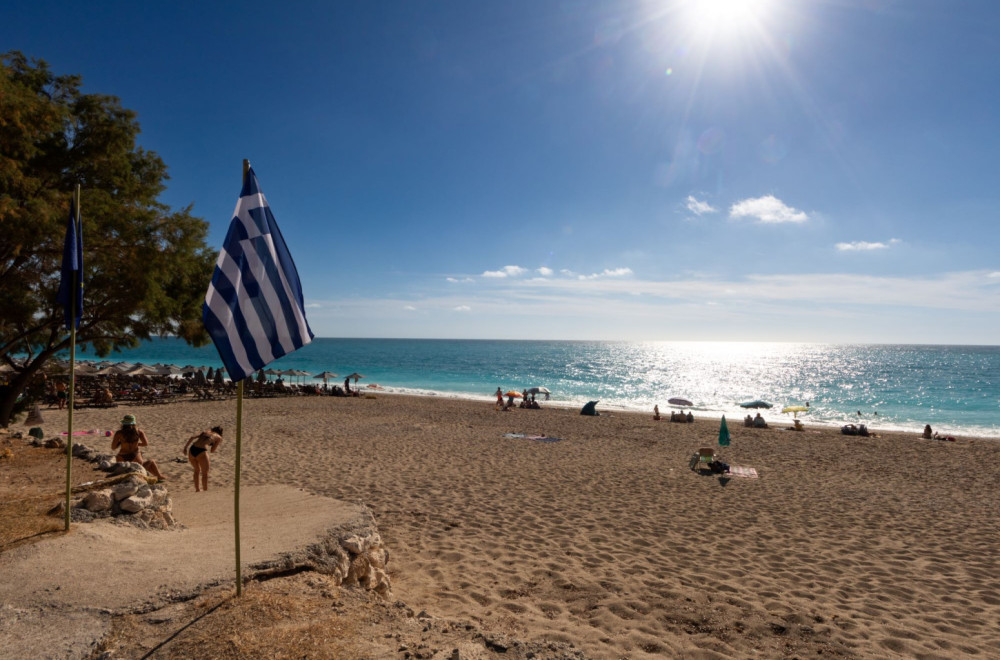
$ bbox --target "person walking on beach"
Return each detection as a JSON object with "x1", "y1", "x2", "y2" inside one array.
[
  {"x1": 495, "y1": 387, "x2": 503, "y2": 410},
  {"x1": 182, "y1": 426, "x2": 224, "y2": 492},
  {"x1": 111, "y1": 414, "x2": 166, "y2": 481}
]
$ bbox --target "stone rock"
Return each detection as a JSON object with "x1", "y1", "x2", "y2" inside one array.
[
  {"x1": 99, "y1": 460, "x2": 113, "y2": 471},
  {"x1": 135, "y1": 485, "x2": 152, "y2": 499},
  {"x1": 12, "y1": 431, "x2": 24, "y2": 439},
  {"x1": 341, "y1": 535, "x2": 366, "y2": 554},
  {"x1": 110, "y1": 462, "x2": 148, "y2": 477},
  {"x1": 120, "y1": 493, "x2": 152, "y2": 513},
  {"x1": 71, "y1": 443, "x2": 92, "y2": 457},
  {"x1": 44, "y1": 438, "x2": 66, "y2": 449},
  {"x1": 112, "y1": 475, "x2": 146, "y2": 501},
  {"x1": 83, "y1": 490, "x2": 113, "y2": 513}
]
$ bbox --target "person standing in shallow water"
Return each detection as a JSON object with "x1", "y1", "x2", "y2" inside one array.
[{"x1": 183, "y1": 426, "x2": 224, "y2": 492}]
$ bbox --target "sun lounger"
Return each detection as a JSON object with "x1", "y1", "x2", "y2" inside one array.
[{"x1": 689, "y1": 447, "x2": 716, "y2": 471}]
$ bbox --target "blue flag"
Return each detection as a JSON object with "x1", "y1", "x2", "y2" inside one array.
[
  {"x1": 202, "y1": 168, "x2": 313, "y2": 382},
  {"x1": 55, "y1": 203, "x2": 83, "y2": 330}
]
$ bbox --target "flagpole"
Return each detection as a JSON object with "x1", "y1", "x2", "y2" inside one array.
[
  {"x1": 234, "y1": 159, "x2": 249, "y2": 596},
  {"x1": 64, "y1": 184, "x2": 80, "y2": 532}
]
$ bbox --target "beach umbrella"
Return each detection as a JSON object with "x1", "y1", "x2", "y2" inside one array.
[
  {"x1": 505, "y1": 391, "x2": 522, "y2": 398},
  {"x1": 346, "y1": 372, "x2": 364, "y2": 383},
  {"x1": 155, "y1": 364, "x2": 182, "y2": 376},
  {"x1": 718, "y1": 415, "x2": 731, "y2": 447},
  {"x1": 668, "y1": 397, "x2": 693, "y2": 407},
  {"x1": 314, "y1": 370, "x2": 338, "y2": 384},
  {"x1": 781, "y1": 405, "x2": 809, "y2": 418},
  {"x1": 739, "y1": 399, "x2": 772, "y2": 409},
  {"x1": 126, "y1": 364, "x2": 159, "y2": 376},
  {"x1": 214, "y1": 368, "x2": 225, "y2": 385},
  {"x1": 256, "y1": 369, "x2": 266, "y2": 383},
  {"x1": 206, "y1": 367, "x2": 215, "y2": 379}
]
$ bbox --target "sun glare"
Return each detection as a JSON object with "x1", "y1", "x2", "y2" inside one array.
[{"x1": 681, "y1": 0, "x2": 774, "y2": 36}]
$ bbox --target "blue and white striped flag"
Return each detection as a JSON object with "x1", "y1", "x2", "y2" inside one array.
[{"x1": 203, "y1": 168, "x2": 313, "y2": 382}]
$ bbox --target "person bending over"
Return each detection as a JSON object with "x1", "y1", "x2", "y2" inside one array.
[
  {"x1": 183, "y1": 426, "x2": 224, "y2": 492},
  {"x1": 111, "y1": 414, "x2": 166, "y2": 481}
]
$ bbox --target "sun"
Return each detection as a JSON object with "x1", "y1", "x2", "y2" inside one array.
[{"x1": 680, "y1": 0, "x2": 775, "y2": 37}]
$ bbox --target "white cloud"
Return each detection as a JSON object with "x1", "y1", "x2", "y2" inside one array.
[
  {"x1": 454, "y1": 305, "x2": 471, "y2": 312},
  {"x1": 836, "y1": 240, "x2": 893, "y2": 251},
  {"x1": 482, "y1": 265, "x2": 527, "y2": 278},
  {"x1": 989, "y1": 272, "x2": 1000, "y2": 278},
  {"x1": 403, "y1": 305, "x2": 417, "y2": 311},
  {"x1": 730, "y1": 195, "x2": 808, "y2": 224},
  {"x1": 537, "y1": 267, "x2": 553, "y2": 276},
  {"x1": 685, "y1": 196, "x2": 717, "y2": 216},
  {"x1": 305, "y1": 303, "x2": 321, "y2": 309},
  {"x1": 446, "y1": 277, "x2": 474, "y2": 283},
  {"x1": 579, "y1": 267, "x2": 633, "y2": 280}
]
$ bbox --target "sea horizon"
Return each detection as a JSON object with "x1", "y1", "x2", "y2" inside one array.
[{"x1": 52, "y1": 337, "x2": 999, "y2": 439}]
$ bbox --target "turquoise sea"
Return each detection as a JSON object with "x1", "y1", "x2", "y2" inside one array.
[{"x1": 66, "y1": 339, "x2": 1000, "y2": 438}]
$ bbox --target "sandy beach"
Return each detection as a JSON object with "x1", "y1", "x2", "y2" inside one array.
[{"x1": 4, "y1": 393, "x2": 1000, "y2": 658}]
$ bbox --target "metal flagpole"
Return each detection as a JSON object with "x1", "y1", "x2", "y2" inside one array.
[
  {"x1": 65, "y1": 184, "x2": 80, "y2": 532},
  {"x1": 234, "y1": 159, "x2": 249, "y2": 596}
]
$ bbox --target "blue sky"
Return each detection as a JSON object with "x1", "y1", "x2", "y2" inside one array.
[{"x1": 6, "y1": 0, "x2": 1000, "y2": 343}]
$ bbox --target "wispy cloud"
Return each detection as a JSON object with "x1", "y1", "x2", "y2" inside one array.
[
  {"x1": 403, "y1": 305, "x2": 417, "y2": 311},
  {"x1": 578, "y1": 267, "x2": 633, "y2": 280},
  {"x1": 836, "y1": 238, "x2": 901, "y2": 251},
  {"x1": 685, "y1": 195, "x2": 716, "y2": 216},
  {"x1": 446, "y1": 276, "x2": 475, "y2": 283},
  {"x1": 537, "y1": 267, "x2": 553, "y2": 276},
  {"x1": 305, "y1": 303, "x2": 321, "y2": 309},
  {"x1": 301, "y1": 269, "x2": 1000, "y2": 341},
  {"x1": 482, "y1": 265, "x2": 528, "y2": 278},
  {"x1": 730, "y1": 195, "x2": 808, "y2": 224}
]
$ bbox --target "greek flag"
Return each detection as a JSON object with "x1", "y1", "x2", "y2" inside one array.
[{"x1": 203, "y1": 168, "x2": 313, "y2": 382}]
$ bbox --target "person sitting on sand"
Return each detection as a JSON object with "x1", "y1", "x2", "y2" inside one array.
[
  {"x1": 686, "y1": 411, "x2": 694, "y2": 423},
  {"x1": 753, "y1": 412, "x2": 767, "y2": 428},
  {"x1": 111, "y1": 414, "x2": 166, "y2": 481},
  {"x1": 744, "y1": 414, "x2": 753, "y2": 428},
  {"x1": 183, "y1": 426, "x2": 224, "y2": 492},
  {"x1": 922, "y1": 424, "x2": 933, "y2": 439},
  {"x1": 653, "y1": 405, "x2": 660, "y2": 421}
]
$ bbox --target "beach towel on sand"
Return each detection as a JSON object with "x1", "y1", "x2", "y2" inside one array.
[
  {"x1": 728, "y1": 466, "x2": 758, "y2": 478},
  {"x1": 503, "y1": 433, "x2": 564, "y2": 443}
]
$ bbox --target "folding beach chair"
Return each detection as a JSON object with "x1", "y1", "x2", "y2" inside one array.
[{"x1": 689, "y1": 447, "x2": 716, "y2": 471}]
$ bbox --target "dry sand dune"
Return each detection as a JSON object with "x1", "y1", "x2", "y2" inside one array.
[{"x1": 11, "y1": 395, "x2": 1000, "y2": 658}]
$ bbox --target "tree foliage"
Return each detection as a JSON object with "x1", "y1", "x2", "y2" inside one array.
[{"x1": 0, "y1": 51, "x2": 216, "y2": 426}]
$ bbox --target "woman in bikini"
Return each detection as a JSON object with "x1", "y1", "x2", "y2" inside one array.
[
  {"x1": 111, "y1": 414, "x2": 166, "y2": 481},
  {"x1": 182, "y1": 426, "x2": 224, "y2": 492}
]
